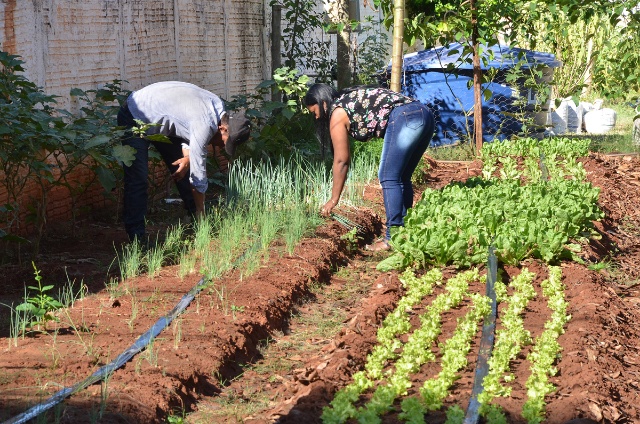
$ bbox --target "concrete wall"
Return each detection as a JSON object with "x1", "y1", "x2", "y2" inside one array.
[
  {"x1": 0, "y1": 0, "x2": 270, "y2": 110},
  {"x1": 0, "y1": 0, "x2": 391, "y2": 237}
]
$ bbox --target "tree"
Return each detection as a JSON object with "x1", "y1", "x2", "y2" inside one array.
[{"x1": 373, "y1": 0, "x2": 640, "y2": 152}]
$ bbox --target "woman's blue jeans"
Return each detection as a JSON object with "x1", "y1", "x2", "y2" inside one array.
[
  {"x1": 378, "y1": 102, "x2": 434, "y2": 239},
  {"x1": 117, "y1": 106, "x2": 196, "y2": 241}
]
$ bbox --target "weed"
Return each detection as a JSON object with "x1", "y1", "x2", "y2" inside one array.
[
  {"x1": 166, "y1": 414, "x2": 186, "y2": 424},
  {"x1": 587, "y1": 260, "x2": 612, "y2": 272},
  {"x1": 127, "y1": 297, "x2": 139, "y2": 332},
  {"x1": 173, "y1": 316, "x2": 183, "y2": 349},
  {"x1": 231, "y1": 304, "x2": 245, "y2": 320},
  {"x1": 15, "y1": 262, "x2": 63, "y2": 333},
  {"x1": 340, "y1": 227, "x2": 360, "y2": 253}
]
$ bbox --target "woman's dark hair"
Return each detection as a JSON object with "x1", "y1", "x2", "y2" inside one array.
[{"x1": 304, "y1": 83, "x2": 338, "y2": 156}]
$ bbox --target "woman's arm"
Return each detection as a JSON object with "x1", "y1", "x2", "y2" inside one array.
[{"x1": 321, "y1": 107, "x2": 351, "y2": 216}]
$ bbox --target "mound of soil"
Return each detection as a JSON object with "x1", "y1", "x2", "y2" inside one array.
[{"x1": 0, "y1": 152, "x2": 639, "y2": 424}]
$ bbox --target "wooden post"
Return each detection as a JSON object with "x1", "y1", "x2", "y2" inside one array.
[
  {"x1": 389, "y1": 0, "x2": 404, "y2": 93},
  {"x1": 470, "y1": 0, "x2": 483, "y2": 155}
]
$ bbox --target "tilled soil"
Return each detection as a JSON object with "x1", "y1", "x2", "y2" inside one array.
[{"x1": 0, "y1": 152, "x2": 639, "y2": 424}]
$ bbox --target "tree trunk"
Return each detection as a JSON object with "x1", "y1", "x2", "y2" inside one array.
[
  {"x1": 331, "y1": 0, "x2": 352, "y2": 90},
  {"x1": 470, "y1": 0, "x2": 483, "y2": 155},
  {"x1": 389, "y1": 0, "x2": 404, "y2": 92}
]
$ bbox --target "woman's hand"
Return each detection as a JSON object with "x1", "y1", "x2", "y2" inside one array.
[{"x1": 321, "y1": 198, "x2": 338, "y2": 216}]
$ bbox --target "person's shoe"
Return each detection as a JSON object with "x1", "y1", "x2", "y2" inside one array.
[{"x1": 365, "y1": 238, "x2": 391, "y2": 252}]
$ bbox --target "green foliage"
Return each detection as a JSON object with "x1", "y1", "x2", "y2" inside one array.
[
  {"x1": 270, "y1": 0, "x2": 334, "y2": 82},
  {"x1": 227, "y1": 67, "x2": 318, "y2": 160},
  {"x1": 340, "y1": 228, "x2": 360, "y2": 253},
  {"x1": 0, "y1": 51, "x2": 63, "y2": 245},
  {"x1": 15, "y1": 262, "x2": 63, "y2": 333},
  {"x1": 0, "y1": 50, "x2": 134, "y2": 253},
  {"x1": 322, "y1": 269, "x2": 488, "y2": 423},
  {"x1": 353, "y1": 16, "x2": 391, "y2": 85},
  {"x1": 381, "y1": 137, "x2": 602, "y2": 271}
]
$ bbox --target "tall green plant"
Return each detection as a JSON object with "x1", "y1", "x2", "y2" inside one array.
[
  {"x1": 270, "y1": 0, "x2": 335, "y2": 82},
  {"x1": 0, "y1": 51, "x2": 62, "y2": 253},
  {"x1": 227, "y1": 67, "x2": 317, "y2": 160},
  {"x1": 0, "y1": 50, "x2": 136, "y2": 255},
  {"x1": 15, "y1": 262, "x2": 63, "y2": 333}
]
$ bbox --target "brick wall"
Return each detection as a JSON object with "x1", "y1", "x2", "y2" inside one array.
[{"x1": 0, "y1": 146, "x2": 229, "y2": 237}]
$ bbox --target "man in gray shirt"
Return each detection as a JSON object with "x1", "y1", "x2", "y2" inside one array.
[{"x1": 117, "y1": 81, "x2": 250, "y2": 243}]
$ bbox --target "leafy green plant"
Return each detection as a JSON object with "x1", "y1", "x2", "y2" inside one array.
[
  {"x1": 340, "y1": 228, "x2": 360, "y2": 253},
  {"x1": 15, "y1": 262, "x2": 63, "y2": 333},
  {"x1": 231, "y1": 304, "x2": 245, "y2": 320},
  {"x1": 1, "y1": 50, "x2": 135, "y2": 255},
  {"x1": 380, "y1": 137, "x2": 602, "y2": 271},
  {"x1": 228, "y1": 67, "x2": 317, "y2": 160}
]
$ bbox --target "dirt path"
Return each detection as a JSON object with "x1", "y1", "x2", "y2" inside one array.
[{"x1": 0, "y1": 153, "x2": 639, "y2": 424}]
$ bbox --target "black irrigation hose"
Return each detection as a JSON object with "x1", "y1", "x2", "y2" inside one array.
[
  {"x1": 2, "y1": 276, "x2": 208, "y2": 424},
  {"x1": 2, "y1": 236, "x2": 266, "y2": 424},
  {"x1": 464, "y1": 245, "x2": 499, "y2": 424},
  {"x1": 540, "y1": 152, "x2": 550, "y2": 181}
]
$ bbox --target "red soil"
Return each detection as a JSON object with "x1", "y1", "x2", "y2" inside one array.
[{"x1": 0, "y1": 152, "x2": 639, "y2": 424}]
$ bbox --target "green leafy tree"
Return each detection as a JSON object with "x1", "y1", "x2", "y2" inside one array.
[
  {"x1": 0, "y1": 50, "x2": 135, "y2": 256},
  {"x1": 372, "y1": 0, "x2": 640, "y2": 150}
]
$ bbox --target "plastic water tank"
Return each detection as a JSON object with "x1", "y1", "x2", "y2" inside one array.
[{"x1": 584, "y1": 108, "x2": 617, "y2": 134}]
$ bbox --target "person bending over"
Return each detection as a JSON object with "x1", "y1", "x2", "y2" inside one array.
[
  {"x1": 117, "y1": 81, "x2": 250, "y2": 243},
  {"x1": 304, "y1": 83, "x2": 434, "y2": 251}
]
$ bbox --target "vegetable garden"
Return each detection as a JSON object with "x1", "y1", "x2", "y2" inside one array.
[{"x1": 1, "y1": 136, "x2": 639, "y2": 423}]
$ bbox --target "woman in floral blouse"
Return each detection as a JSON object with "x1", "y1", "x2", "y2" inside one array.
[{"x1": 304, "y1": 83, "x2": 435, "y2": 251}]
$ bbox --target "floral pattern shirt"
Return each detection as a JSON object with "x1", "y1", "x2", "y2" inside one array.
[{"x1": 331, "y1": 87, "x2": 415, "y2": 141}]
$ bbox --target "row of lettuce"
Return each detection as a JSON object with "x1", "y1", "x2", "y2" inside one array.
[{"x1": 323, "y1": 137, "x2": 599, "y2": 423}]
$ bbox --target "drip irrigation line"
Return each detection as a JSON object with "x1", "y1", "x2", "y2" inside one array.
[
  {"x1": 464, "y1": 245, "x2": 498, "y2": 424},
  {"x1": 2, "y1": 276, "x2": 208, "y2": 424},
  {"x1": 3, "y1": 232, "x2": 269, "y2": 424},
  {"x1": 538, "y1": 138, "x2": 549, "y2": 182},
  {"x1": 539, "y1": 152, "x2": 550, "y2": 181},
  {"x1": 330, "y1": 212, "x2": 366, "y2": 235}
]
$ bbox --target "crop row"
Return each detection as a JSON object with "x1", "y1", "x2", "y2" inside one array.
[
  {"x1": 381, "y1": 138, "x2": 602, "y2": 271},
  {"x1": 322, "y1": 264, "x2": 570, "y2": 423}
]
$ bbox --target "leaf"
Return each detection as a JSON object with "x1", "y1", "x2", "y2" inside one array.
[
  {"x1": 256, "y1": 79, "x2": 275, "y2": 89},
  {"x1": 70, "y1": 88, "x2": 86, "y2": 97},
  {"x1": 145, "y1": 134, "x2": 172, "y2": 143},
  {"x1": 376, "y1": 253, "x2": 405, "y2": 272},
  {"x1": 112, "y1": 144, "x2": 137, "y2": 167},
  {"x1": 84, "y1": 134, "x2": 112, "y2": 149},
  {"x1": 0, "y1": 230, "x2": 29, "y2": 244}
]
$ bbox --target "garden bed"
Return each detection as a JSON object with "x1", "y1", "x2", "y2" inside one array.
[{"x1": 1, "y1": 152, "x2": 639, "y2": 423}]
